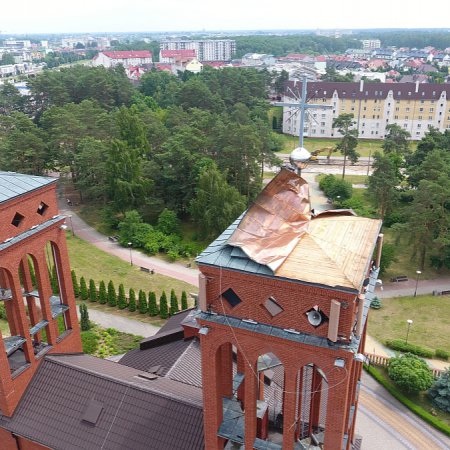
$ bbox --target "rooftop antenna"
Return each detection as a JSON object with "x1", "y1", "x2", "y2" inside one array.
[{"x1": 273, "y1": 75, "x2": 332, "y2": 175}]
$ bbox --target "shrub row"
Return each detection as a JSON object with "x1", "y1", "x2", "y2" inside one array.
[
  {"x1": 71, "y1": 270, "x2": 191, "y2": 320},
  {"x1": 385, "y1": 339, "x2": 434, "y2": 358},
  {"x1": 364, "y1": 364, "x2": 450, "y2": 437}
]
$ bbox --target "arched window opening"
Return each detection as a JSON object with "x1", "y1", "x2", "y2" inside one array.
[
  {"x1": 45, "y1": 242, "x2": 70, "y2": 337},
  {"x1": 0, "y1": 267, "x2": 29, "y2": 374},
  {"x1": 255, "y1": 352, "x2": 284, "y2": 447},
  {"x1": 19, "y1": 256, "x2": 52, "y2": 357}
]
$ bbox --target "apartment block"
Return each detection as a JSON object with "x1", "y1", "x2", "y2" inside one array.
[
  {"x1": 282, "y1": 81, "x2": 450, "y2": 140},
  {"x1": 160, "y1": 39, "x2": 236, "y2": 62}
]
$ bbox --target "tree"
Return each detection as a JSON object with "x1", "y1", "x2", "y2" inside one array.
[
  {"x1": 79, "y1": 303, "x2": 91, "y2": 331},
  {"x1": 379, "y1": 243, "x2": 397, "y2": 276},
  {"x1": 98, "y1": 280, "x2": 107, "y2": 304},
  {"x1": 128, "y1": 288, "x2": 136, "y2": 312},
  {"x1": 429, "y1": 369, "x2": 450, "y2": 413},
  {"x1": 71, "y1": 270, "x2": 79, "y2": 298},
  {"x1": 382, "y1": 124, "x2": 411, "y2": 157},
  {"x1": 322, "y1": 67, "x2": 354, "y2": 82},
  {"x1": 170, "y1": 289, "x2": 179, "y2": 315},
  {"x1": 159, "y1": 291, "x2": 169, "y2": 319},
  {"x1": 156, "y1": 209, "x2": 180, "y2": 236},
  {"x1": 88, "y1": 279, "x2": 97, "y2": 302},
  {"x1": 318, "y1": 174, "x2": 352, "y2": 202},
  {"x1": 0, "y1": 82, "x2": 26, "y2": 115},
  {"x1": 79, "y1": 276, "x2": 88, "y2": 301},
  {"x1": 332, "y1": 114, "x2": 359, "y2": 180},
  {"x1": 117, "y1": 284, "x2": 127, "y2": 310},
  {"x1": 1, "y1": 53, "x2": 15, "y2": 65},
  {"x1": 388, "y1": 353, "x2": 434, "y2": 393},
  {"x1": 367, "y1": 152, "x2": 400, "y2": 219},
  {"x1": 148, "y1": 291, "x2": 158, "y2": 316},
  {"x1": 190, "y1": 163, "x2": 247, "y2": 239},
  {"x1": 107, "y1": 280, "x2": 117, "y2": 307},
  {"x1": 181, "y1": 291, "x2": 188, "y2": 310},
  {"x1": 138, "y1": 290, "x2": 148, "y2": 314}
]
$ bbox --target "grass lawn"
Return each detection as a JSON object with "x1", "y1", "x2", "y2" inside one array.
[
  {"x1": 0, "y1": 318, "x2": 10, "y2": 337},
  {"x1": 77, "y1": 204, "x2": 115, "y2": 236},
  {"x1": 342, "y1": 174, "x2": 368, "y2": 185},
  {"x1": 368, "y1": 295, "x2": 450, "y2": 353},
  {"x1": 278, "y1": 135, "x2": 385, "y2": 157},
  {"x1": 66, "y1": 234, "x2": 197, "y2": 306}
]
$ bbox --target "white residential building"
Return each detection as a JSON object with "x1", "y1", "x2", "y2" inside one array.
[
  {"x1": 92, "y1": 51, "x2": 153, "y2": 68},
  {"x1": 160, "y1": 40, "x2": 236, "y2": 62},
  {"x1": 361, "y1": 39, "x2": 381, "y2": 50}
]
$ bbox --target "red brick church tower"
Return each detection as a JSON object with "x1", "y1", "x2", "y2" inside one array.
[
  {"x1": 0, "y1": 172, "x2": 81, "y2": 417},
  {"x1": 196, "y1": 168, "x2": 382, "y2": 450}
]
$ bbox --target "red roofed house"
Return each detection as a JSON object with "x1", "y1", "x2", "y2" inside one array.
[
  {"x1": 160, "y1": 49, "x2": 196, "y2": 64},
  {"x1": 92, "y1": 50, "x2": 152, "y2": 68}
]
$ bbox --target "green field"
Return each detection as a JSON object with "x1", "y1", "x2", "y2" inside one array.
[
  {"x1": 66, "y1": 234, "x2": 197, "y2": 308},
  {"x1": 368, "y1": 295, "x2": 450, "y2": 353}
]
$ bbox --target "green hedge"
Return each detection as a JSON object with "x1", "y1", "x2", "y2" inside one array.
[
  {"x1": 385, "y1": 339, "x2": 434, "y2": 358},
  {"x1": 435, "y1": 349, "x2": 449, "y2": 361},
  {"x1": 364, "y1": 365, "x2": 450, "y2": 437}
]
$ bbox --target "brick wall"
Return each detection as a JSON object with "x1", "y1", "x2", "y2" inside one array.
[
  {"x1": 200, "y1": 265, "x2": 357, "y2": 341},
  {"x1": 0, "y1": 184, "x2": 58, "y2": 243}
]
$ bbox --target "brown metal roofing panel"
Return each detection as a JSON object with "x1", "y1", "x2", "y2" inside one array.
[
  {"x1": 276, "y1": 216, "x2": 382, "y2": 290},
  {"x1": 119, "y1": 337, "x2": 191, "y2": 376},
  {"x1": 155, "y1": 308, "x2": 195, "y2": 335},
  {"x1": 228, "y1": 168, "x2": 311, "y2": 271},
  {"x1": 1, "y1": 356, "x2": 204, "y2": 450}
]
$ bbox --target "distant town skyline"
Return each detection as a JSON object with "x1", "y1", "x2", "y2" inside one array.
[{"x1": 2, "y1": 0, "x2": 450, "y2": 35}]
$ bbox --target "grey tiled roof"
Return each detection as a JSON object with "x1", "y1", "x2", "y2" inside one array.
[
  {"x1": 0, "y1": 171, "x2": 56, "y2": 204},
  {"x1": 196, "y1": 215, "x2": 273, "y2": 276},
  {"x1": 1, "y1": 354, "x2": 204, "y2": 450}
]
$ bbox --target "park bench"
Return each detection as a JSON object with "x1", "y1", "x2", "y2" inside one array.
[
  {"x1": 140, "y1": 267, "x2": 154, "y2": 274},
  {"x1": 390, "y1": 275, "x2": 408, "y2": 282},
  {"x1": 108, "y1": 235, "x2": 119, "y2": 242}
]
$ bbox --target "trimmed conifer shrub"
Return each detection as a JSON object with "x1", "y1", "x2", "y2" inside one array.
[
  {"x1": 181, "y1": 291, "x2": 188, "y2": 310},
  {"x1": 117, "y1": 284, "x2": 127, "y2": 310},
  {"x1": 138, "y1": 290, "x2": 148, "y2": 314},
  {"x1": 88, "y1": 279, "x2": 97, "y2": 302},
  {"x1": 98, "y1": 280, "x2": 107, "y2": 304},
  {"x1": 71, "y1": 270, "x2": 79, "y2": 297},
  {"x1": 159, "y1": 291, "x2": 168, "y2": 319},
  {"x1": 79, "y1": 276, "x2": 88, "y2": 301},
  {"x1": 107, "y1": 280, "x2": 117, "y2": 307},
  {"x1": 170, "y1": 289, "x2": 179, "y2": 315},
  {"x1": 128, "y1": 288, "x2": 136, "y2": 312},
  {"x1": 148, "y1": 291, "x2": 158, "y2": 316},
  {"x1": 79, "y1": 303, "x2": 91, "y2": 331}
]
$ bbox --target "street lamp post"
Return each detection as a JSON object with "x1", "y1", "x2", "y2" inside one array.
[
  {"x1": 128, "y1": 242, "x2": 133, "y2": 266},
  {"x1": 405, "y1": 319, "x2": 413, "y2": 344},
  {"x1": 67, "y1": 215, "x2": 75, "y2": 237},
  {"x1": 413, "y1": 270, "x2": 422, "y2": 297}
]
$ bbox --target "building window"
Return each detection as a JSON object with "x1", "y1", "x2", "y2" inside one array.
[
  {"x1": 404, "y1": 124, "x2": 408, "y2": 129},
  {"x1": 263, "y1": 297, "x2": 283, "y2": 317},
  {"x1": 37, "y1": 202, "x2": 48, "y2": 215},
  {"x1": 395, "y1": 107, "x2": 399, "y2": 112},
  {"x1": 428, "y1": 116, "x2": 433, "y2": 120},
  {"x1": 430, "y1": 108, "x2": 434, "y2": 112},
  {"x1": 417, "y1": 124, "x2": 421, "y2": 128},
  {"x1": 418, "y1": 116, "x2": 422, "y2": 120},
  {"x1": 419, "y1": 108, "x2": 424, "y2": 112},
  {"x1": 406, "y1": 107, "x2": 410, "y2": 112},
  {"x1": 221, "y1": 288, "x2": 241, "y2": 308},
  {"x1": 320, "y1": 129, "x2": 325, "y2": 134},
  {"x1": 12, "y1": 212, "x2": 24, "y2": 227}
]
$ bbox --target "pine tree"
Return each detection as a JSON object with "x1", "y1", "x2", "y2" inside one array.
[
  {"x1": 128, "y1": 288, "x2": 136, "y2": 312},
  {"x1": 107, "y1": 280, "x2": 117, "y2": 307},
  {"x1": 138, "y1": 289, "x2": 148, "y2": 314},
  {"x1": 370, "y1": 296, "x2": 382, "y2": 309},
  {"x1": 159, "y1": 291, "x2": 168, "y2": 319},
  {"x1": 429, "y1": 369, "x2": 450, "y2": 413},
  {"x1": 88, "y1": 279, "x2": 98, "y2": 302},
  {"x1": 71, "y1": 270, "x2": 80, "y2": 297},
  {"x1": 170, "y1": 289, "x2": 179, "y2": 315},
  {"x1": 80, "y1": 276, "x2": 88, "y2": 300},
  {"x1": 148, "y1": 291, "x2": 158, "y2": 316},
  {"x1": 98, "y1": 280, "x2": 107, "y2": 304},
  {"x1": 181, "y1": 291, "x2": 188, "y2": 310},
  {"x1": 79, "y1": 303, "x2": 91, "y2": 331},
  {"x1": 117, "y1": 284, "x2": 127, "y2": 310}
]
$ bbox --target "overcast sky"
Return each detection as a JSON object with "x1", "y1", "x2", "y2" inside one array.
[{"x1": 2, "y1": 0, "x2": 450, "y2": 34}]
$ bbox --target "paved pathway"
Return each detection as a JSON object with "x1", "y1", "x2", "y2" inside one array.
[
  {"x1": 77, "y1": 307, "x2": 160, "y2": 337},
  {"x1": 357, "y1": 371, "x2": 450, "y2": 450}
]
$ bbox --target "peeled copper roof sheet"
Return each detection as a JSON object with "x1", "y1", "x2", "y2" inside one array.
[{"x1": 228, "y1": 168, "x2": 311, "y2": 271}]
